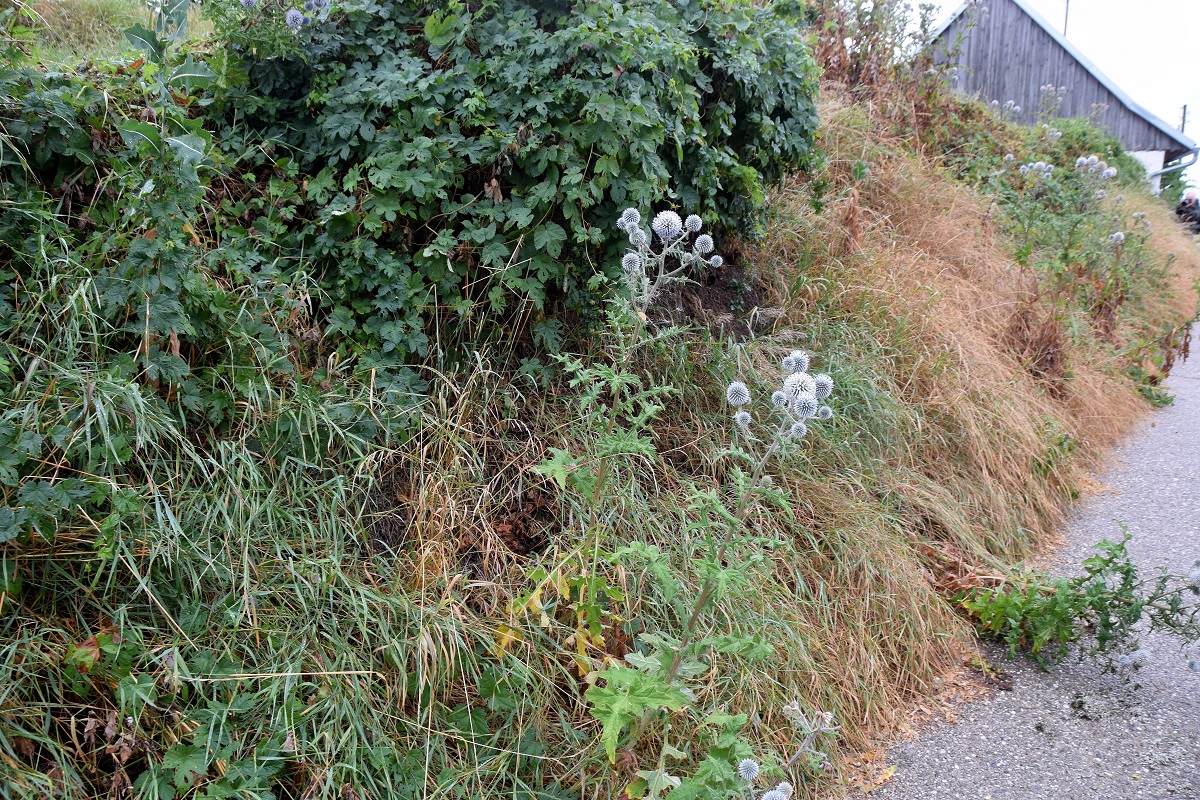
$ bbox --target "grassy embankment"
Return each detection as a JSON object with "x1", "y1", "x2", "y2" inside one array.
[{"x1": 3, "y1": 4, "x2": 1200, "y2": 798}]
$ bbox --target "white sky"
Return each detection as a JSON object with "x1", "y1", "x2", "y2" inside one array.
[{"x1": 932, "y1": 0, "x2": 1200, "y2": 188}]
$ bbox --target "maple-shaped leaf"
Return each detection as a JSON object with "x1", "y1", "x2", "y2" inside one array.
[{"x1": 584, "y1": 666, "x2": 688, "y2": 762}]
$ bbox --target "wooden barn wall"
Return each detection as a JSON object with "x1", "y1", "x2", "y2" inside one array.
[{"x1": 937, "y1": 0, "x2": 1183, "y2": 157}]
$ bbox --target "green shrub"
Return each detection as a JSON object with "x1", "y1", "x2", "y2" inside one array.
[{"x1": 204, "y1": 0, "x2": 821, "y2": 365}]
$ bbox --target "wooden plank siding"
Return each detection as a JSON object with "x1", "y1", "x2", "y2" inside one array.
[{"x1": 934, "y1": 0, "x2": 1194, "y2": 161}]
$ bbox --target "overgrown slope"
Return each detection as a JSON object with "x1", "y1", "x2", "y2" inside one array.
[{"x1": 1, "y1": 3, "x2": 1199, "y2": 799}]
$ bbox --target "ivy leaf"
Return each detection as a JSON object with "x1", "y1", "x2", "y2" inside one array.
[{"x1": 584, "y1": 666, "x2": 688, "y2": 762}]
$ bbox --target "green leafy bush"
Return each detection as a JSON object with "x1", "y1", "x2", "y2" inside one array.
[
  {"x1": 205, "y1": 0, "x2": 820, "y2": 364},
  {"x1": 961, "y1": 535, "x2": 1200, "y2": 668}
]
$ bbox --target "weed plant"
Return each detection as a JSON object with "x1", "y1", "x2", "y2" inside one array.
[{"x1": 961, "y1": 535, "x2": 1200, "y2": 670}]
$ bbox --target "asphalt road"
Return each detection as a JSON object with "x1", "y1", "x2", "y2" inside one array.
[{"x1": 861, "y1": 343, "x2": 1200, "y2": 800}]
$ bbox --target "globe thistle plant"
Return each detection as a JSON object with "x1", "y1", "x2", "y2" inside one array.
[
  {"x1": 726, "y1": 381, "x2": 751, "y2": 406},
  {"x1": 285, "y1": 7, "x2": 305, "y2": 27},
  {"x1": 726, "y1": 349, "x2": 838, "y2": 450},
  {"x1": 616, "y1": 206, "x2": 723, "y2": 316},
  {"x1": 737, "y1": 758, "x2": 760, "y2": 782}
]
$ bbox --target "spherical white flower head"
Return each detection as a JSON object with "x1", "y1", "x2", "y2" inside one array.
[
  {"x1": 761, "y1": 791, "x2": 786, "y2": 800},
  {"x1": 618, "y1": 208, "x2": 641, "y2": 231},
  {"x1": 1186, "y1": 563, "x2": 1200, "y2": 590},
  {"x1": 1075, "y1": 156, "x2": 1087, "y2": 169},
  {"x1": 621, "y1": 252, "x2": 642, "y2": 274},
  {"x1": 285, "y1": 7, "x2": 305, "y2": 28},
  {"x1": 792, "y1": 393, "x2": 819, "y2": 419},
  {"x1": 708, "y1": 255, "x2": 723, "y2": 269},
  {"x1": 817, "y1": 405, "x2": 833, "y2": 421},
  {"x1": 726, "y1": 381, "x2": 751, "y2": 406},
  {"x1": 771, "y1": 390, "x2": 788, "y2": 408},
  {"x1": 1103, "y1": 167, "x2": 1117, "y2": 179},
  {"x1": 788, "y1": 420, "x2": 808, "y2": 439},
  {"x1": 1109, "y1": 231, "x2": 1125, "y2": 244},
  {"x1": 693, "y1": 234, "x2": 714, "y2": 254},
  {"x1": 813, "y1": 373, "x2": 833, "y2": 399},
  {"x1": 1130, "y1": 648, "x2": 1149, "y2": 668},
  {"x1": 1034, "y1": 160, "x2": 1046, "y2": 171},
  {"x1": 775, "y1": 782, "x2": 795, "y2": 799},
  {"x1": 651, "y1": 210, "x2": 683, "y2": 242},
  {"x1": 783, "y1": 372, "x2": 816, "y2": 397},
  {"x1": 782, "y1": 350, "x2": 810, "y2": 374},
  {"x1": 684, "y1": 214, "x2": 702, "y2": 233},
  {"x1": 1086, "y1": 155, "x2": 1099, "y2": 166},
  {"x1": 629, "y1": 227, "x2": 648, "y2": 247},
  {"x1": 1132, "y1": 212, "x2": 1147, "y2": 220},
  {"x1": 1095, "y1": 190, "x2": 1106, "y2": 200},
  {"x1": 737, "y1": 759, "x2": 760, "y2": 782},
  {"x1": 1045, "y1": 164, "x2": 1054, "y2": 174},
  {"x1": 733, "y1": 410, "x2": 752, "y2": 428},
  {"x1": 1012, "y1": 105, "x2": 1021, "y2": 113},
  {"x1": 1003, "y1": 153, "x2": 1015, "y2": 162},
  {"x1": 1018, "y1": 165, "x2": 1029, "y2": 175}
]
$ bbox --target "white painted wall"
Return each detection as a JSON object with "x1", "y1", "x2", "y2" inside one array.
[{"x1": 1130, "y1": 150, "x2": 1165, "y2": 191}]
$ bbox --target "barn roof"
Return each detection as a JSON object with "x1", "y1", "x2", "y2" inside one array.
[{"x1": 934, "y1": 0, "x2": 1196, "y2": 162}]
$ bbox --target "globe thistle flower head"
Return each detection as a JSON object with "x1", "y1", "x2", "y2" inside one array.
[
  {"x1": 1095, "y1": 189, "x2": 1106, "y2": 200},
  {"x1": 684, "y1": 214, "x2": 702, "y2": 233},
  {"x1": 1075, "y1": 156, "x2": 1087, "y2": 169},
  {"x1": 761, "y1": 791, "x2": 786, "y2": 800},
  {"x1": 304, "y1": 0, "x2": 314, "y2": 9},
  {"x1": 1130, "y1": 648, "x2": 1149, "y2": 668},
  {"x1": 726, "y1": 381, "x2": 751, "y2": 406},
  {"x1": 817, "y1": 405, "x2": 833, "y2": 421},
  {"x1": 792, "y1": 393, "x2": 819, "y2": 419},
  {"x1": 771, "y1": 390, "x2": 788, "y2": 408},
  {"x1": 782, "y1": 350, "x2": 810, "y2": 374},
  {"x1": 1034, "y1": 160, "x2": 1046, "y2": 171},
  {"x1": 1004, "y1": 153, "x2": 1015, "y2": 163},
  {"x1": 618, "y1": 208, "x2": 640, "y2": 231},
  {"x1": 1012, "y1": 105, "x2": 1021, "y2": 113},
  {"x1": 775, "y1": 783, "x2": 795, "y2": 799},
  {"x1": 629, "y1": 227, "x2": 648, "y2": 247},
  {"x1": 788, "y1": 420, "x2": 808, "y2": 440},
  {"x1": 285, "y1": 7, "x2": 304, "y2": 27},
  {"x1": 1186, "y1": 562, "x2": 1200, "y2": 591},
  {"x1": 734, "y1": 410, "x2": 752, "y2": 428},
  {"x1": 1102, "y1": 167, "x2": 1118, "y2": 179},
  {"x1": 1087, "y1": 155, "x2": 1099, "y2": 166},
  {"x1": 737, "y1": 759, "x2": 760, "y2": 782},
  {"x1": 1109, "y1": 231, "x2": 1125, "y2": 244},
  {"x1": 813, "y1": 373, "x2": 833, "y2": 399},
  {"x1": 240, "y1": 0, "x2": 256, "y2": 8},
  {"x1": 709, "y1": 254, "x2": 723, "y2": 269},
  {"x1": 783, "y1": 372, "x2": 816, "y2": 397},
  {"x1": 621, "y1": 252, "x2": 642, "y2": 275},
  {"x1": 693, "y1": 234, "x2": 714, "y2": 254},
  {"x1": 651, "y1": 210, "x2": 683, "y2": 242}
]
